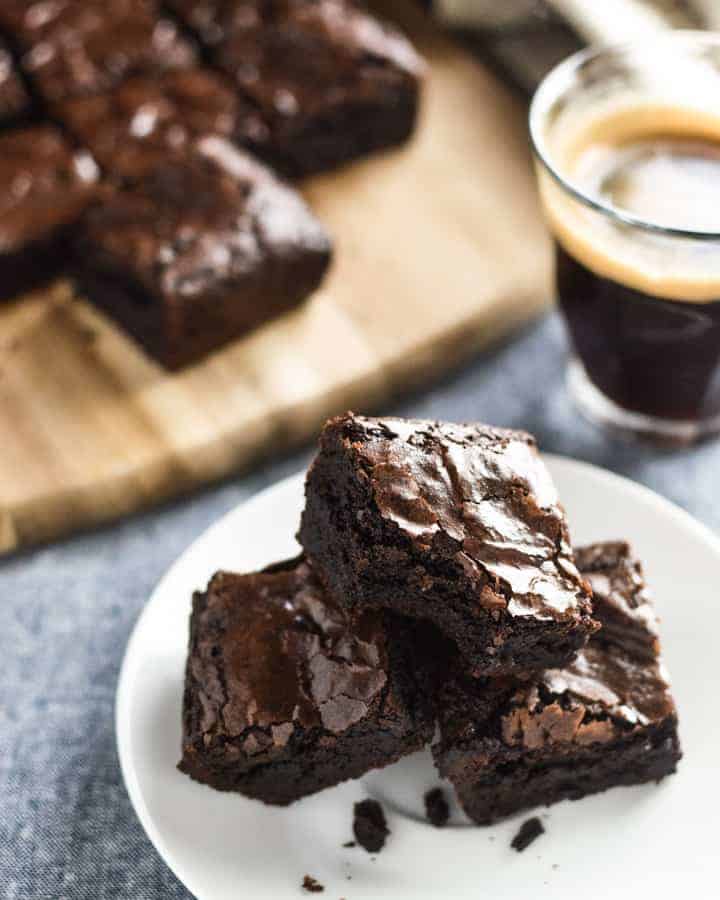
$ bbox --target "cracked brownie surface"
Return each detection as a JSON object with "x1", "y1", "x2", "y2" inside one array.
[
  {"x1": 55, "y1": 69, "x2": 247, "y2": 182},
  {"x1": 3, "y1": 0, "x2": 197, "y2": 103},
  {"x1": 299, "y1": 412, "x2": 598, "y2": 676},
  {"x1": 73, "y1": 135, "x2": 330, "y2": 369},
  {"x1": 432, "y1": 541, "x2": 681, "y2": 824},
  {"x1": 179, "y1": 555, "x2": 434, "y2": 805},
  {"x1": 170, "y1": 0, "x2": 425, "y2": 176}
]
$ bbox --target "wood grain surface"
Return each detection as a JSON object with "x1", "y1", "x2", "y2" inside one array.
[{"x1": 0, "y1": 0, "x2": 551, "y2": 555}]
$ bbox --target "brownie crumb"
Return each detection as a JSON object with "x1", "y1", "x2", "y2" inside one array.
[
  {"x1": 302, "y1": 874, "x2": 324, "y2": 893},
  {"x1": 342, "y1": 841, "x2": 356, "y2": 848},
  {"x1": 353, "y1": 799, "x2": 389, "y2": 853},
  {"x1": 424, "y1": 787, "x2": 450, "y2": 827},
  {"x1": 511, "y1": 817, "x2": 545, "y2": 852}
]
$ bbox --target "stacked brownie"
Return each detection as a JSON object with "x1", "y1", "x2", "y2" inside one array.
[
  {"x1": 179, "y1": 413, "x2": 681, "y2": 817},
  {"x1": 0, "y1": 0, "x2": 424, "y2": 369}
]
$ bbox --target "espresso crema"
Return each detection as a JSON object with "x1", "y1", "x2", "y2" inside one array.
[{"x1": 541, "y1": 103, "x2": 720, "y2": 302}]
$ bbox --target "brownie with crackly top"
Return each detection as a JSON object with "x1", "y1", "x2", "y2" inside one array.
[
  {"x1": 432, "y1": 541, "x2": 681, "y2": 824},
  {"x1": 575, "y1": 540, "x2": 660, "y2": 660},
  {"x1": 172, "y1": 0, "x2": 425, "y2": 177},
  {"x1": 54, "y1": 69, "x2": 249, "y2": 182},
  {"x1": 178, "y1": 556, "x2": 435, "y2": 805},
  {"x1": 73, "y1": 135, "x2": 330, "y2": 369},
  {"x1": 299, "y1": 413, "x2": 598, "y2": 676}
]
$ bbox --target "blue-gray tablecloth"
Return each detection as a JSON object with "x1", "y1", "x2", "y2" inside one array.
[{"x1": 2, "y1": 312, "x2": 718, "y2": 899}]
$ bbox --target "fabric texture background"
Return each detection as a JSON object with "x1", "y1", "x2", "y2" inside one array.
[{"x1": 2, "y1": 312, "x2": 719, "y2": 899}]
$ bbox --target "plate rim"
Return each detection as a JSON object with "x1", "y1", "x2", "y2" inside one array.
[{"x1": 115, "y1": 453, "x2": 720, "y2": 898}]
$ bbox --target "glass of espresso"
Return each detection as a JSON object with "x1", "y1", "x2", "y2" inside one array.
[{"x1": 530, "y1": 32, "x2": 720, "y2": 444}]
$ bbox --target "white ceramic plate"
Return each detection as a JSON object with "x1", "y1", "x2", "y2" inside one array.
[{"x1": 116, "y1": 456, "x2": 720, "y2": 900}]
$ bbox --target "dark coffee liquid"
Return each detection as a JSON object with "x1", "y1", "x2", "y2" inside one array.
[
  {"x1": 547, "y1": 123, "x2": 720, "y2": 422},
  {"x1": 556, "y1": 242, "x2": 720, "y2": 421}
]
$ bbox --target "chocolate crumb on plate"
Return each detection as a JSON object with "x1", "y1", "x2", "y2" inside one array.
[
  {"x1": 424, "y1": 787, "x2": 450, "y2": 827},
  {"x1": 511, "y1": 817, "x2": 545, "y2": 852},
  {"x1": 342, "y1": 841, "x2": 356, "y2": 848},
  {"x1": 302, "y1": 874, "x2": 324, "y2": 893},
  {"x1": 353, "y1": 799, "x2": 389, "y2": 853}
]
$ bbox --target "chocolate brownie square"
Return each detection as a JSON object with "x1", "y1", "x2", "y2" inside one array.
[
  {"x1": 299, "y1": 413, "x2": 598, "y2": 676},
  {"x1": 0, "y1": 42, "x2": 30, "y2": 127},
  {"x1": 432, "y1": 541, "x2": 681, "y2": 825},
  {"x1": 209, "y1": 0, "x2": 424, "y2": 176},
  {"x1": 73, "y1": 135, "x2": 331, "y2": 369},
  {"x1": 0, "y1": 126, "x2": 98, "y2": 300},
  {"x1": 55, "y1": 69, "x2": 251, "y2": 181},
  {"x1": 7, "y1": 0, "x2": 196, "y2": 103},
  {"x1": 178, "y1": 556, "x2": 435, "y2": 805}
]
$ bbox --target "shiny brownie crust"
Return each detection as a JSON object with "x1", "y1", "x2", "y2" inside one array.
[
  {"x1": 179, "y1": 556, "x2": 435, "y2": 805},
  {"x1": 55, "y1": 69, "x2": 245, "y2": 182},
  {"x1": 73, "y1": 136, "x2": 330, "y2": 369},
  {"x1": 0, "y1": 43, "x2": 30, "y2": 127},
  {"x1": 299, "y1": 413, "x2": 597, "y2": 676},
  {"x1": 4, "y1": 0, "x2": 197, "y2": 104},
  {"x1": 209, "y1": 0, "x2": 425, "y2": 176},
  {"x1": 432, "y1": 541, "x2": 681, "y2": 824}
]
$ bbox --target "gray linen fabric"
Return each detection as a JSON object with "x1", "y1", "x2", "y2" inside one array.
[{"x1": 2, "y1": 312, "x2": 718, "y2": 899}]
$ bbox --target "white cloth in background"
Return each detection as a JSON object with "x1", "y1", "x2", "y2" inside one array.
[
  {"x1": 434, "y1": 0, "x2": 718, "y2": 36},
  {"x1": 432, "y1": 0, "x2": 718, "y2": 90}
]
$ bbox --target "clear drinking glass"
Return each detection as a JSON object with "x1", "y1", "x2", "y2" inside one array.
[{"x1": 530, "y1": 32, "x2": 720, "y2": 444}]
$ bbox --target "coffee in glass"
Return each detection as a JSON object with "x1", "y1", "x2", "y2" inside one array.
[{"x1": 530, "y1": 33, "x2": 720, "y2": 443}]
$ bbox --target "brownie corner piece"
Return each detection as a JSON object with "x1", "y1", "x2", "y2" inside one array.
[
  {"x1": 73, "y1": 136, "x2": 331, "y2": 369},
  {"x1": 431, "y1": 540, "x2": 681, "y2": 825},
  {"x1": 215, "y1": 0, "x2": 426, "y2": 176},
  {"x1": 299, "y1": 412, "x2": 597, "y2": 676},
  {"x1": 179, "y1": 557, "x2": 434, "y2": 805}
]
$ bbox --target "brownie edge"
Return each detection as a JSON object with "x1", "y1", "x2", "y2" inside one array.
[{"x1": 431, "y1": 541, "x2": 681, "y2": 825}]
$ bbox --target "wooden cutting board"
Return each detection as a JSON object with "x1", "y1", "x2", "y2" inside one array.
[{"x1": 0, "y1": 0, "x2": 551, "y2": 556}]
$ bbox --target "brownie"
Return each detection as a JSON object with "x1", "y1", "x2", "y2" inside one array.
[
  {"x1": 73, "y1": 135, "x2": 331, "y2": 369},
  {"x1": 55, "y1": 69, "x2": 249, "y2": 181},
  {"x1": 205, "y1": 0, "x2": 424, "y2": 177},
  {"x1": 178, "y1": 557, "x2": 435, "y2": 805},
  {"x1": 0, "y1": 42, "x2": 30, "y2": 127},
  {"x1": 299, "y1": 413, "x2": 598, "y2": 676},
  {"x1": 0, "y1": 126, "x2": 99, "y2": 300},
  {"x1": 431, "y1": 542, "x2": 682, "y2": 825},
  {"x1": 6, "y1": 0, "x2": 196, "y2": 103}
]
